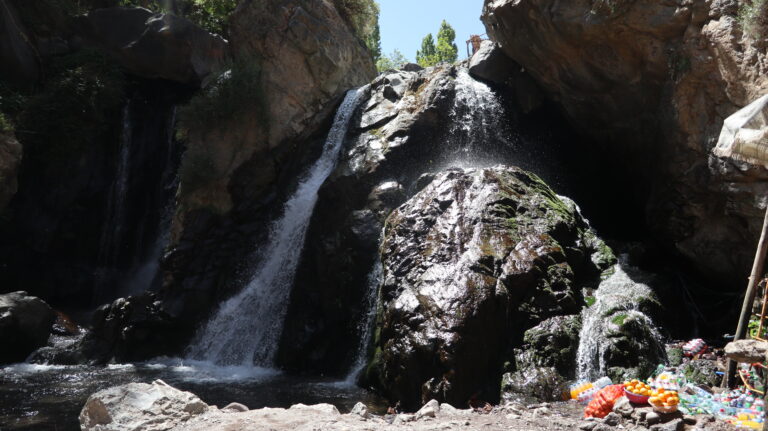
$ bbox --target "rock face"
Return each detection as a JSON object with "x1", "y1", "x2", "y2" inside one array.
[
  {"x1": 468, "y1": 41, "x2": 542, "y2": 113},
  {"x1": 481, "y1": 0, "x2": 768, "y2": 287},
  {"x1": 278, "y1": 64, "x2": 570, "y2": 375},
  {"x1": 365, "y1": 166, "x2": 614, "y2": 409},
  {"x1": 86, "y1": 0, "x2": 377, "y2": 362},
  {"x1": 79, "y1": 380, "x2": 208, "y2": 431},
  {"x1": 0, "y1": 0, "x2": 40, "y2": 87},
  {"x1": 79, "y1": 7, "x2": 228, "y2": 86},
  {"x1": 0, "y1": 291, "x2": 55, "y2": 363},
  {"x1": 0, "y1": 132, "x2": 21, "y2": 212}
]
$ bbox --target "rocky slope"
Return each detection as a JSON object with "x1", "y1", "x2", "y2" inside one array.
[{"x1": 481, "y1": 0, "x2": 768, "y2": 289}]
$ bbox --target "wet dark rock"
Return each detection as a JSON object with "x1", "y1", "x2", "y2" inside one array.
[
  {"x1": 0, "y1": 0, "x2": 40, "y2": 87},
  {"x1": 501, "y1": 368, "x2": 567, "y2": 403},
  {"x1": 79, "y1": 294, "x2": 186, "y2": 363},
  {"x1": 514, "y1": 315, "x2": 581, "y2": 380},
  {"x1": 365, "y1": 166, "x2": 613, "y2": 409},
  {"x1": 78, "y1": 7, "x2": 228, "y2": 86},
  {"x1": 0, "y1": 291, "x2": 55, "y2": 364}
]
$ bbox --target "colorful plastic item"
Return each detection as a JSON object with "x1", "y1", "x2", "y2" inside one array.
[
  {"x1": 682, "y1": 339, "x2": 708, "y2": 357},
  {"x1": 584, "y1": 385, "x2": 625, "y2": 419}
]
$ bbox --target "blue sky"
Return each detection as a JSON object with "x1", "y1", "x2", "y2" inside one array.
[{"x1": 378, "y1": 0, "x2": 486, "y2": 62}]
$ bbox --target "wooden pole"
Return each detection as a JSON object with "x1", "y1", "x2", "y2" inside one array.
[{"x1": 727, "y1": 206, "x2": 768, "y2": 387}]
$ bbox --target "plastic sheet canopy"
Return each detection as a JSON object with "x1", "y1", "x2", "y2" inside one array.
[{"x1": 713, "y1": 94, "x2": 768, "y2": 167}]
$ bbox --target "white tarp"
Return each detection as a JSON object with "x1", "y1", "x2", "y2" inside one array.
[{"x1": 713, "y1": 94, "x2": 768, "y2": 167}]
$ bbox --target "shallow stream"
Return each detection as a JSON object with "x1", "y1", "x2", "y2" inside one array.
[{"x1": 0, "y1": 360, "x2": 386, "y2": 430}]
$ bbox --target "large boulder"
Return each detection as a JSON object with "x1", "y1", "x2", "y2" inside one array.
[
  {"x1": 79, "y1": 380, "x2": 209, "y2": 431},
  {"x1": 0, "y1": 291, "x2": 55, "y2": 363},
  {"x1": 0, "y1": 132, "x2": 21, "y2": 212},
  {"x1": 365, "y1": 166, "x2": 614, "y2": 410},
  {"x1": 481, "y1": 0, "x2": 768, "y2": 288},
  {"x1": 79, "y1": 293, "x2": 187, "y2": 363},
  {"x1": 78, "y1": 7, "x2": 228, "y2": 86}
]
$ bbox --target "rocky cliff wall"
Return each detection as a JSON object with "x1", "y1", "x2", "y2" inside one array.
[{"x1": 482, "y1": 0, "x2": 768, "y2": 288}]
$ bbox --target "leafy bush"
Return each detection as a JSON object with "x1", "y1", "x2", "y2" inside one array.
[
  {"x1": 186, "y1": 0, "x2": 238, "y2": 36},
  {"x1": 17, "y1": 50, "x2": 126, "y2": 162},
  {"x1": 0, "y1": 113, "x2": 13, "y2": 134},
  {"x1": 179, "y1": 59, "x2": 265, "y2": 131},
  {"x1": 738, "y1": 0, "x2": 768, "y2": 39},
  {"x1": 117, "y1": 0, "x2": 237, "y2": 36},
  {"x1": 376, "y1": 49, "x2": 408, "y2": 72},
  {"x1": 332, "y1": 0, "x2": 379, "y2": 41}
]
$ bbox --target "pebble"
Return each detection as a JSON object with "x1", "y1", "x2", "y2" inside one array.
[
  {"x1": 221, "y1": 402, "x2": 249, "y2": 413},
  {"x1": 603, "y1": 412, "x2": 620, "y2": 426}
]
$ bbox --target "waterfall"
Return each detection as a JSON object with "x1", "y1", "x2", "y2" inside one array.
[
  {"x1": 344, "y1": 259, "x2": 382, "y2": 383},
  {"x1": 96, "y1": 96, "x2": 182, "y2": 304},
  {"x1": 442, "y1": 68, "x2": 514, "y2": 169},
  {"x1": 121, "y1": 107, "x2": 180, "y2": 297},
  {"x1": 187, "y1": 86, "x2": 368, "y2": 367},
  {"x1": 576, "y1": 261, "x2": 666, "y2": 380},
  {"x1": 98, "y1": 103, "x2": 133, "y2": 268}
]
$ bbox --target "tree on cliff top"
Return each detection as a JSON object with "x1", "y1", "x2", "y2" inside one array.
[
  {"x1": 416, "y1": 33, "x2": 438, "y2": 67},
  {"x1": 416, "y1": 20, "x2": 458, "y2": 67},
  {"x1": 436, "y1": 20, "x2": 458, "y2": 64}
]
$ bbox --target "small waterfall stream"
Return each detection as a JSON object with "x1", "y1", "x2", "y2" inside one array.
[
  {"x1": 187, "y1": 87, "x2": 368, "y2": 367},
  {"x1": 95, "y1": 95, "x2": 181, "y2": 304},
  {"x1": 344, "y1": 259, "x2": 382, "y2": 383},
  {"x1": 576, "y1": 261, "x2": 666, "y2": 380},
  {"x1": 442, "y1": 69, "x2": 513, "y2": 169}
]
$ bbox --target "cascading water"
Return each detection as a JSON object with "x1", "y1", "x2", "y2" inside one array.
[
  {"x1": 344, "y1": 259, "x2": 382, "y2": 383},
  {"x1": 98, "y1": 103, "x2": 133, "y2": 268},
  {"x1": 187, "y1": 86, "x2": 368, "y2": 367},
  {"x1": 576, "y1": 260, "x2": 666, "y2": 381},
  {"x1": 96, "y1": 95, "x2": 181, "y2": 304},
  {"x1": 441, "y1": 68, "x2": 513, "y2": 169}
]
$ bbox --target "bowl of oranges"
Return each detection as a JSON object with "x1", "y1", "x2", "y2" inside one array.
[
  {"x1": 648, "y1": 388, "x2": 679, "y2": 413},
  {"x1": 623, "y1": 380, "x2": 651, "y2": 404}
]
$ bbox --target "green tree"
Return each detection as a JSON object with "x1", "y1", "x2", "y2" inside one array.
[
  {"x1": 416, "y1": 33, "x2": 438, "y2": 67},
  {"x1": 366, "y1": 21, "x2": 382, "y2": 62},
  {"x1": 435, "y1": 20, "x2": 458, "y2": 64},
  {"x1": 376, "y1": 49, "x2": 408, "y2": 72}
]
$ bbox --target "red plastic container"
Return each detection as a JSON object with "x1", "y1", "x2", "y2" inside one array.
[{"x1": 623, "y1": 388, "x2": 650, "y2": 405}]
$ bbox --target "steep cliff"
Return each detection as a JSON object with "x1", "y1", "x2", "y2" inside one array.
[
  {"x1": 84, "y1": 0, "x2": 377, "y2": 361},
  {"x1": 482, "y1": 0, "x2": 768, "y2": 289}
]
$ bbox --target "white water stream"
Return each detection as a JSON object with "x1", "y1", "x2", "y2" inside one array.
[
  {"x1": 576, "y1": 262, "x2": 666, "y2": 380},
  {"x1": 187, "y1": 87, "x2": 368, "y2": 367},
  {"x1": 344, "y1": 260, "x2": 383, "y2": 383}
]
